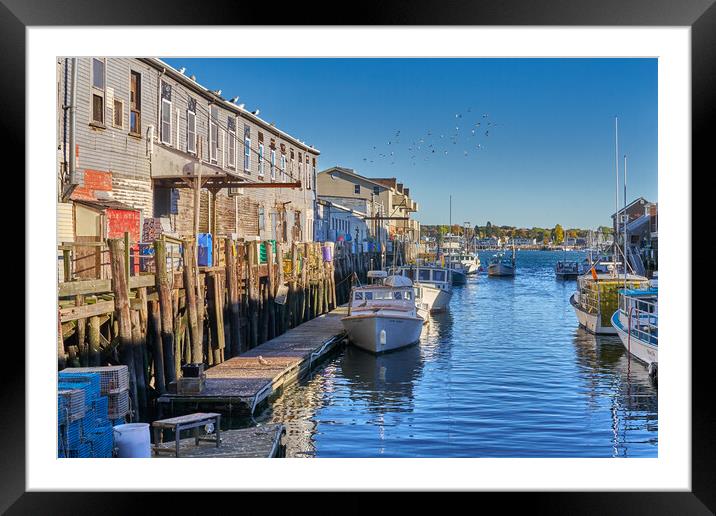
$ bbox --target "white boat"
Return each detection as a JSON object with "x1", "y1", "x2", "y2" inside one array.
[
  {"x1": 342, "y1": 271, "x2": 424, "y2": 354},
  {"x1": 388, "y1": 265, "x2": 453, "y2": 312},
  {"x1": 570, "y1": 270, "x2": 650, "y2": 335},
  {"x1": 611, "y1": 287, "x2": 658, "y2": 376},
  {"x1": 487, "y1": 252, "x2": 515, "y2": 277},
  {"x1": 384, "y1": 274, "x2": 430, "y2": 322}
]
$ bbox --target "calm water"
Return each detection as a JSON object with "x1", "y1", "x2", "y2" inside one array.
[{"x1": 255, "y1": 250, "x2": 658, "y2": 458}]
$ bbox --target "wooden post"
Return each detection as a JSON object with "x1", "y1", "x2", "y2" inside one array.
[
  {"x1": 290, "y1": 243, "x2": 298, "y2": 328},
  {"x1": 75, "y1": 294, "x2": 87, "y2": 366},
  {"x1": 182, "y1": 239, "x2": 202, "y2": 364},
  {"x1": 87, "y1": 316, "x2": 101, "y2": 366},
  {"x1": 265, "y1": 241, "x2": 276, "y2": 340},
  {"x1": 63, "y1": 249, "x2": 71, "y2": 282},
  {"x1": 225, "y1": 239, "x2": 241, "y2": 358},
  {"x1": 153, "y1": 239, "x2": 176, "y2": 385},
  {"x1": 148, "y1": 300, "x2": 166, "y2": 394},
  {"x1": 124, "y1": 232, "x2": 131, "y2": 280},
  {"x1": 130, "y1": 310, "x2": 147, "y2": 414},
  {"x1": 58, "y1": 315, "x2": 66, "y2": 370},
  {"x1": 247, "y1": 241, "x2": 259, "y2": 348},
  {"x1": 107, "y1": 238, "x2": 138, "y2": 421},
  {"x1": 207, "y1": 272, "x2": 225, "y2": 364}
]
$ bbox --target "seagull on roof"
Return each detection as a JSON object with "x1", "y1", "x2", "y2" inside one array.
[
  {"x1": 178, "y1": 67, "x2": 186, "y2": 74},
  {"x1": 230, "y1": 96, "x2": 239, "y2": 103},
  {"x1": 252, "y1": 109, "x2": 260, "y2": 115}
]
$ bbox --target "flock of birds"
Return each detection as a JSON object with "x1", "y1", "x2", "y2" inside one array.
[{"x1": 361, "y1": 108, "x2": 498, "y2": 168}]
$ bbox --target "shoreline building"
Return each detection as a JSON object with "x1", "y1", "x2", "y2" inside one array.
[
  {"x1": 316, "y1": 167, "x2": 420, "y2": 261},
  {"x1": 611, "y1": 197, "x2": 658, "y2": 276},
  {"x1": 57, "y1": 57, "x2": 319, "y2": 277}
]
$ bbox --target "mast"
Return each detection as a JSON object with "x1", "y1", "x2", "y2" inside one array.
[
  {"x1": 623, "y1": 154, "x2": 628, "y2": 287},
  {"x1": 614, "y1": 116, "x2": 620, "y2": 275}
]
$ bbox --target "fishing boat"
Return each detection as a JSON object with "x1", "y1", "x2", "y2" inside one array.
[
  {"x1": 388, "y1": 265, "x2": 453, "y2": 312},
  {"x1": 487, "y1": 250, "x2": 515, "y2": 277},
  {"x1": 611, "y1": 287, "x2": 658, "y2": 376},
  {"x1": 555, "y1": 260, "x2": 581, "y2": 279},
  {"x1": 342, "y1": 271, "x2": 424, "y2": 354},
  {"x1": 570, "y1": 269, "x2": 649, "y2": 335}
]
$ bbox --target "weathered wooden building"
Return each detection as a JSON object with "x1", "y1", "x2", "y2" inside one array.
[{"x1": 57, "y1": 57, "x2": 319, "y2": 267}]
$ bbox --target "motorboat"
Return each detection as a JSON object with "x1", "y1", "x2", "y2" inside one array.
[
  {"x1": 341, "y1": 271, "x2": 424, "y2": 354},
  {"x1": 570, "y1": 269, "x2": 650, "y2": 335},
  {"x1": 487, "y1": 251, "x2": 515, "y2": 277},
  {"x1": 388, "y1": 265, "x2": 453, "y2": 312},
  {"x1": 555, "y1": 260, "x2": 580, "y2": 279},
  {"x1": 611, "y1": 287, "x2": 658, "y2": 377}
]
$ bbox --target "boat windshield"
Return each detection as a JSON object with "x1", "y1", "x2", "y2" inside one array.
[{"x1": 354, "y1": 289, "x2": 412, "y2": 301}]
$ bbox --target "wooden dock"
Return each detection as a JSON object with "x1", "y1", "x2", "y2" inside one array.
[
  {"x1": 157, "y1": 306, "x2": 348, "y2": 414},
  {"x1": 153, "y1": 424, "x2": 285, "y2": 458}
]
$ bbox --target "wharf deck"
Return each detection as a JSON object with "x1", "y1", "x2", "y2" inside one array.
[
  {"x1": 157, "y1": 306, "x2": 348, "y2": 414},
  {"x1": 153, "y1": 424, "x2": 285, "y2": 458}
]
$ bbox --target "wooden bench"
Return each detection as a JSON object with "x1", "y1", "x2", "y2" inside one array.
[{"x1": 152, "y1": 412, "x2": 222, "y2": 457}]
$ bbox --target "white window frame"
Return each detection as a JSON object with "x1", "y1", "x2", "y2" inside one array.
[
  {"x1": 244, "y1": 129, "x2": 251, "y2": 173},
  {"x1": 90, "y1": 57, "x2": 106, "y2": 125},
  {"x1": 161, "y1": 97, "x2": 172, "y2": 145},
  {"x1": 112, "y1": 98, "x2": 124, "y2": 129},
  {"x1": 228, "y1": 122, "x2": 236, "y2": 169},
  {"x1": 270, "y1": 148, "x2": 276, "y2": 180},
  {"x1": 187, "y1": 108, "x2": 197, "y2": 154},
  {"x1": 280, "y1": 154, "x2": 286, "y2": 181},
  {"x1": 209, "y1": 105, "x2": 218, "y2": 163},
  {"x1": 258, "y1": 143, "x2": 265, "y2": 176}
]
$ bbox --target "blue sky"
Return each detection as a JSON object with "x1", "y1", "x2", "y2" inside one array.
[{"x1": 163, "y1": 58, "x2": 657, "y2": 229}]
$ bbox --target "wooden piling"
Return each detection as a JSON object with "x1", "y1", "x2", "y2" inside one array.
[
  {"x1": 148, "y1": 299, "x2": 166, "y2": 394},
  {"x1": 87, "y1": 315, "x2": 101, "y2": 367},
  {"x1": 225, "y1": 239, "x2": 241, "y2": 358},
  {"x1": 182, "y1": 239, "x2": 202, "y2": 364},
  {"x1": 107, "y1": 238, "x2": 139, "y2": 421},
  {"x1": 153, "y1": 239, "x2": 176, "y2": 385}
]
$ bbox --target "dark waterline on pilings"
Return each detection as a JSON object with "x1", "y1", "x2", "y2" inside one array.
[{"x1": 248, "y1": 250, "x2": 658, "y2": 458}]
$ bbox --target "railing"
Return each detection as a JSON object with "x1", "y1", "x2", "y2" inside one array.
[{"x1": 619, "y1": 295, "x2": 658, "y2": 346}]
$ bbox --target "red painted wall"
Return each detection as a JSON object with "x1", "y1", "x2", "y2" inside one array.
[{"x1": 107, "y1": 208, "x2": 141, "y2": 274}]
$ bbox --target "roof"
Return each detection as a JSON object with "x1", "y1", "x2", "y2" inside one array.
[
  {"x1": 318, "y1": 167, "x2": 391, "y2": 190},
  {"x1": 74, "y1": 199, "x2": 138, "y2": 211},
  {"x1": 142, "y1": 58, "x2": 319, "y2": 156},
  {"x1": 610, "y1": 197, "x2": 651, "y2": 218},
  {"x1": 618, "y1": 288, "x2": 658, "y2": 297}
]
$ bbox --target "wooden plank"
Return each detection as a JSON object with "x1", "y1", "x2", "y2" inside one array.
[
  {"x1": 60, "y1": 300, "x2": 115, "y2": 322},
  {"x1": 58, "y1": 274, "x2": 156, "y2": 297}
]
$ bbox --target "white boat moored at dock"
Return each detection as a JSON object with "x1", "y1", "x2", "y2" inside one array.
[
  {"x1": 342, "y1": 271, "x2": 424, "y2": 354},
  {"x1": 388, "y1": 265, "x2": 453, "y2": 312},
  {"x1": 611, "y1": 287, "x2": 658, "y2": 376}
]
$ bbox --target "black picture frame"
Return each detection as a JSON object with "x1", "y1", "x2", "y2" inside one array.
[{"x1": 4, "y1": 0, "x2": 713, "y2": 512}]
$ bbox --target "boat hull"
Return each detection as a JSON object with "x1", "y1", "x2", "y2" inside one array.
[
  {"x1": 487, "y1": 263, "x2": 515, "y2": 276},
  {"x1": 341, "y1": 314, "x2": 423, "y2": 354},
  {"x1": 611, "y1": 311, "x2": 658, "y2": 366},
  {"x1": 570, "y1": 292, "x2": 616, "y2": 335}
]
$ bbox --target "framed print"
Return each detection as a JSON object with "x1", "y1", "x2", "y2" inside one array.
[{"x1": 4, "y1": 0, "x2": 714, "y2": 512}]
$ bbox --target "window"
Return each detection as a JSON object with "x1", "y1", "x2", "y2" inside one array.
[
  {"x1": 298, "y1": 159, "x2": 302, "y2": 185},
  {"x1": 112, "y1": 99, "x2": 124, "y2": 128},
  {"x1": 373, "y1": 186, "x2": 380, "y2": 195},
  {"x1": 160, "y1": 81, "x2": 172, "y2": 145},
  {"x1": 280, "y1": 153, "x2": 286, "y2": 180},
  {"x1": 418, "y1": 269, "x2": 431, "y2": 282},
  {"x1": 209, "y1": 105, "x2": 218, "y2": 163},
  {"x1": 305, "y1": 156, "x2": 311, "y2": 189},
  {"x1": 91, "y1": 58, "x2": 105, "y2": 125},
  {"x1": 354, "y1": 184, "x2": 361, "y2": 194},
  {"x1": 186, "y1": 98, "x2": 196, "y2": 154},
  {"x1": 227, "y1": 117, "x2": 236, "y2": 168},
  {"x1": 270, "y1": 148, "x2": 276, "y2": 180},
  {"x1": 129, "y1": 71, "x2": 141, "y2": 135},
  {"x1": 244, "y1": 126, "x2": 251, "y2": 172},
  {"x1": 258, "y1": 206, "x2": 265, "y2": 231},
  {"x1": 153, "y1": 187, "x2": 173, "y2": 217},
  {"x1": 258, "y1": 143, "x2": 265, "y2": 176}
]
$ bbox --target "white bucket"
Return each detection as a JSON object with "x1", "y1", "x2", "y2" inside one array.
[{"x1": 113, "y1": 423, "x2": 151, "y2": 458}]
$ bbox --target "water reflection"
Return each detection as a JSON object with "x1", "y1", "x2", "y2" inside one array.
[
  {"x1": 340, "y1": 344, "x2": 424, "y2": 413},
  {"x1": 259, "y1": 251, "x2": 658, "y2": 458},
  {"x1": 573, "y1": 328, "x2": 658, "y2": 456}
]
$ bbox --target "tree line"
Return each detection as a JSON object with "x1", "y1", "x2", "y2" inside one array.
[{"x1": 420, "y1": 223, "x2": 613, "y2": 245}]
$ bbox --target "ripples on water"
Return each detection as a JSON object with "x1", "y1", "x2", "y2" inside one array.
[{"x1": 255, "y1": 251, "x2": 658, "y2": 458}]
